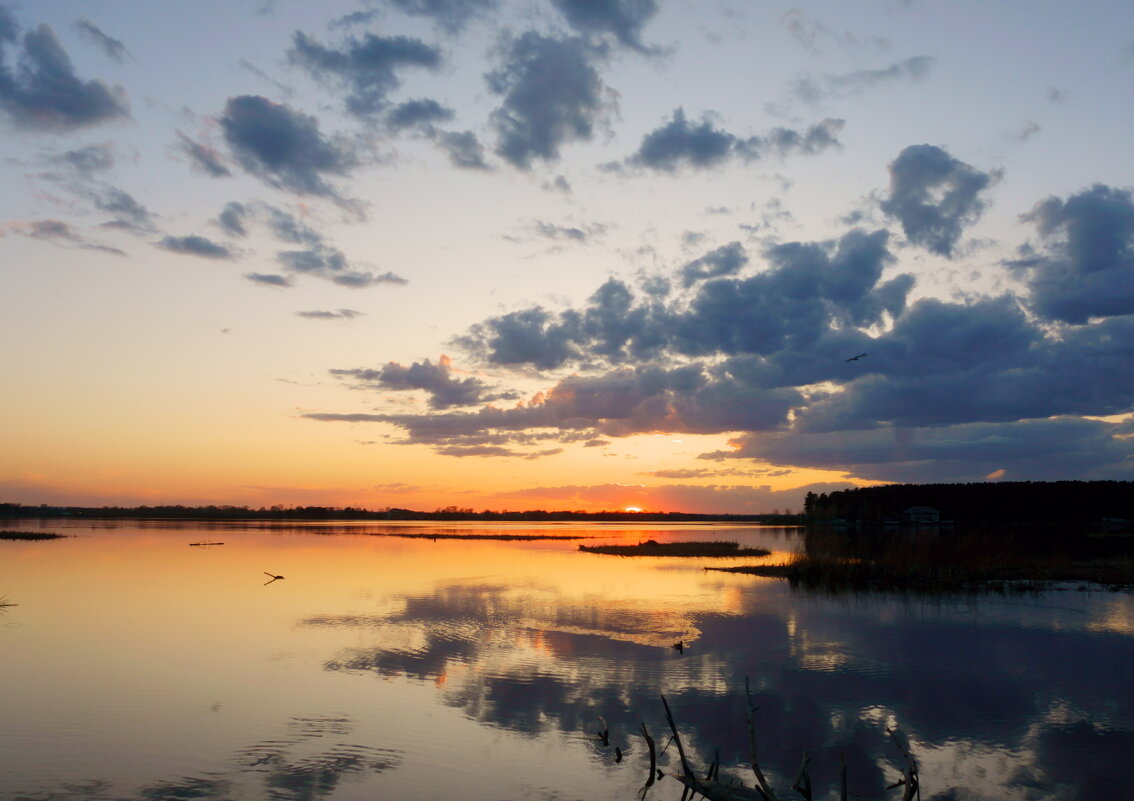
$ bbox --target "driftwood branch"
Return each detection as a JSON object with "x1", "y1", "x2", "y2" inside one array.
[
  {"x1": 645, "y1": 688, "x2": 922, "y2": 801},
  {"x1": 746, "y1": 677, "x2": 779, "y2": 801}
]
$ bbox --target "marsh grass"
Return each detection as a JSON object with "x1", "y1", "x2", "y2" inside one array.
[
  {"x1": 579, "y1": 540, "x2": 771, "y2": 557},
  {"x1": 713, "y1": 528, "x2": 1134, "y2": 592},
  {"x1": 0, "y1": 530, "x2": 66, "y2": 541}
]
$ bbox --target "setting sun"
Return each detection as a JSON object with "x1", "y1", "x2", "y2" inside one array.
[{"x1": 624, "y1": 506, "x2": 643, "y2": 512}]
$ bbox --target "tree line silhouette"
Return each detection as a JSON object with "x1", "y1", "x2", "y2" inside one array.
[
  {"x1": 0, "y1": 502, "x2": 803, "y2": 524},
  {"x1": 804, "y1": 481, "x2": 1133, "y2": 530}
]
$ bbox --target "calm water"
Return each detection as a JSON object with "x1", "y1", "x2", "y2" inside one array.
[{"x1": 2, "y1": 519, "x2": 1132, "y2": 801}]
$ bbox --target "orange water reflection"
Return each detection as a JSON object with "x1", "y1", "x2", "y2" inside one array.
[{"x1": 3, "y1": 520, "x2": 1133, "y2": 801}]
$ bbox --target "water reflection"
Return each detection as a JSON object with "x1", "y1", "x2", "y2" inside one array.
[
  {"x1": 304, "y1": 568, "x2": 1134, "y2": 800},
  {"x1": 3, "y1": 521, "x2": 1133, "y2": 801},
  {"x1": 9, "y1": 715, "x2": 401, "y2": 801}
]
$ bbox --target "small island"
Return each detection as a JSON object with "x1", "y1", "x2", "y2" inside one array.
[{"x1": 579, "y1": 539, "x2": 771, "y2": 557}]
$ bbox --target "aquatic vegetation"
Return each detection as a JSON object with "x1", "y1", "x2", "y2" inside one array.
[
  {"x1": 578, "y1": 539, "x2": 771, "y2": 557},
  {"x1": 0, "y1": 530, "x2": 66, "y2": 540},
  {"x1": 650, "y1": 681, "x2": 920, "y2": 801},
  {"x1": 715, "y1": 552, "x2": 1134, "y2": 593}
]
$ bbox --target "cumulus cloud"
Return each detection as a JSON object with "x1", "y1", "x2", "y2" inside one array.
[
  {"x1": 288, "y1": 30, "x2": 441, "y2": 117},
  {"x1": 436, "y1": 130, "x2": 490, "y2": 169},
  {"x1": 462, "y1": 229, "x2": 903, "y2": 370},
  {"x1": 385, "y1": 97, "x2": 453, "y2": 131},
  {"x1": 331, "y1": 355, "x2": 495, "y2": 409},
  {"x1": 219, "y1": 95, "x2": 359, "y2": 198},
  {"x1": 879, "y1": 144, "x2": 996, "y2": 257},
  {"x1": 158, "y1": 234, "x2": 233, "y2": 259},
  {"x1": 623, "y1": 108, "x2": 843, "y2": 173},
  {"x1": 550, "y1": 0, "x2": 660, "y2": 51},
  {"x1": 1012, "y1": 184, "x2": 1134, "y2": 323},
  {"x1": 74, "y1": 18, "x2": 130, "y2": 63},
  {"x1": 310, "y1": 362, "x2": 802, "y2": 453},
  {"x1": 305, "y1": 145, "x2": 1134, "y2": 482},
  {"x1": 0, "y1": 9, "x2": 129, "y2": 131},
  {"x1": 680, "y1": 241, "x2": 747, "y2": 286},
  {"x1": 486, "y1": 32, "x2": 608, "y2": 169}
]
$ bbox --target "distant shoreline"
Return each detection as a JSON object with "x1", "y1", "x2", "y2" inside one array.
[{"x1": 0, "y1": 502, "x2": 804, "y2": 525}]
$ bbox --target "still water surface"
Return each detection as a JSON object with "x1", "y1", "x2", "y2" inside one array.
[{"x1": 2, "y1": 520, "x2": 1132, "y2": 801}]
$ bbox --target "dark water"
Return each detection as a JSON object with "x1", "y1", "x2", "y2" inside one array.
[{"x1": 1, "y1": 519, "x2": 1132, "y2": 801}]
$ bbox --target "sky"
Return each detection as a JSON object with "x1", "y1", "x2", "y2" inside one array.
[{"x1": 2, "y1": 0, "x2": 1133, "y2": 514}]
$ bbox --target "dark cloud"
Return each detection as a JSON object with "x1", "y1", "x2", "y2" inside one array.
[
  {"x1": 0, "y1": 15, "x2": 129, "y2": 131},
  {"x1": 176, "y1": 131, "x2": 231, "y2": 177},
  {"x1": 879, "y1": 144, "x2": 996, "y2": 257},
  {"x1": 436, "y1": 130, "x2": 490, "y2": 169},
  {"x1": 331, "y1": 355, "x2": 493, "y2": 409},
  {"x1": 74, "y1": 18, "x2": 130, "y2": 64},
  {"x1": 550, "y1": 0, "x2": 660, "y2": 51},
  {"x1": 21, "y1": 218, "x2": 125, "y2": 255},
  {"x1": 385, "y1": 98, "x2": 453, "y2": 132},
  {"x1": 680, "y1": 241, "x2": 747, "y2": 286},
  {"x1": 1013, "y1": 184, "x2": 1134, "y2": 323},
  {"x1": 277, "y1": 246, "x2": 407, "y2": 288},
  {"x1": 255, "y1": 203, "x2": 409, "y2": 288},
  {"x1": 308, "y1": 363, "x2": 803, "y2": 453},
  {"x1": 219, "y1": 95, "x2": 358, "y2": 198},
  {"x1": 624, "y1": 108, "x2": 843, "y2": 173},
  {"x1": 463, "y1": 229, "x2": 901, "y2": 371},
  {"x1": 288, "y1": 30, "x2": 441, "y2": 117},
  {"x1": 297, "y1": 309, "x2": 363, "y2": 320},
  {"x1": 158, "y1": 234, "x2": 233, "y2": 259},
  {"x1": 486, "y1": 32, "x2": 608, "y2": 169},
  {"x1": 245, "y1": 272, "x2": 293, "y2": 287},
  {"x1": 216, "y1": 201, "x2": 249, "y2": 237},
  {"x1": 721, "y1": 417, "x2": 1134, "y2": 484},
  {"x1": 627, "y1": 108, "x2": 734, "y2": 171},
  {"x1": 305, "y1": 146, "x2": 1134, "y2": 484},
  {"x1": 91, "y1": 185, "x2": 156, "y2": 232},
  {"x1": 55, "y1": 141, "x2": 114, "y2": 176}
]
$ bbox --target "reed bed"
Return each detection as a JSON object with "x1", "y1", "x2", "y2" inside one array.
[
  {"x1": 0, "y1": 530, "x2": 66, "y2": 540},
  {"x1": 579, "y1": 540, "x2": 771, "y2": 558}
]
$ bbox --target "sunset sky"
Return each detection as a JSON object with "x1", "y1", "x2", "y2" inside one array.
[{"x1": 2, "y1": 0, "x2": 1133, "y2": 513}]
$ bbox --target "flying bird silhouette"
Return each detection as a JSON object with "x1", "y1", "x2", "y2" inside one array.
[
  {"x1": 263, "y1": 572, "x2": 285, "y2": 584},
  {"x1": 845, "y1": 352, "x2": 867, "y2": 362}
]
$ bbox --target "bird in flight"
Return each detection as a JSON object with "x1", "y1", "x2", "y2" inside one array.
[
  {"x1": 845, "y1": 352, "x2": 868, "y2": 362},
  {"x1": 263, "y1": 572, "x2": 285, "y2": 584}
]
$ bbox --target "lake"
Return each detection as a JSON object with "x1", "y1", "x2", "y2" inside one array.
[{"x1": 2, "y1": 519, "x2": 1132, "y2": 801}]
